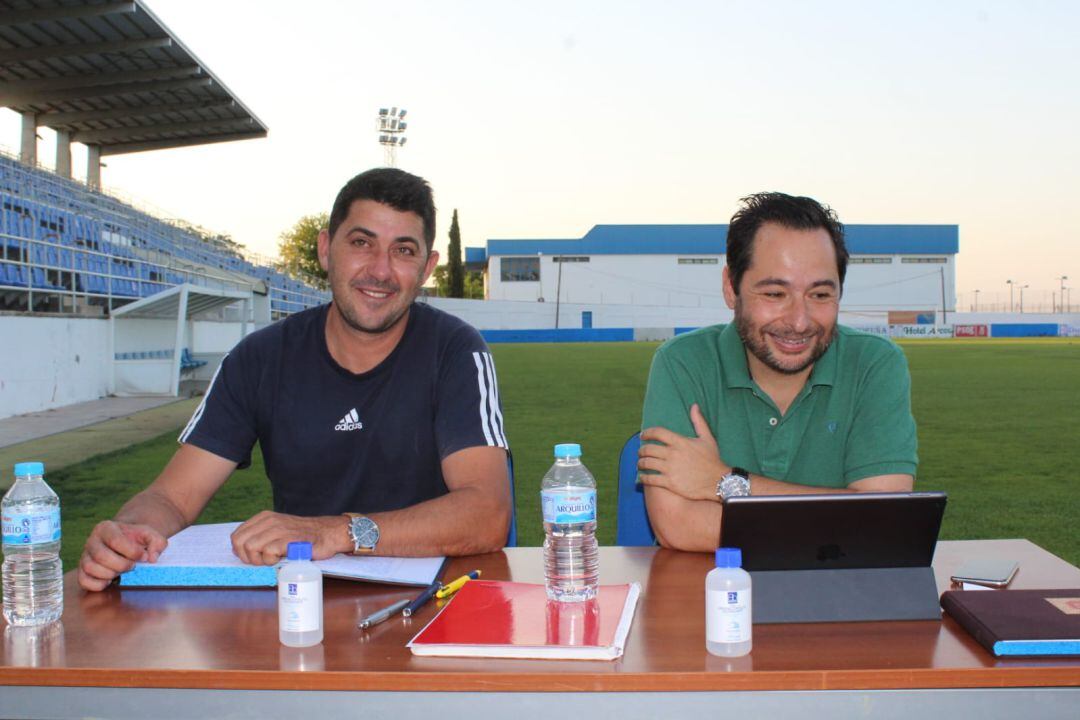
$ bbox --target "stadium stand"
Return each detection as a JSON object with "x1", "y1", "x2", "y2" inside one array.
[
  {"x1": 0, "y1": 150, "x2": 328, "y2": 318},
  {"x1": 0, "y1": 0, "x2": 328, "y2": 320}
]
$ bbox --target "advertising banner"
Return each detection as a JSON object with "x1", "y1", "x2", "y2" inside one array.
[
  {"x1": 889, "y1": 325, "x2": 954, "y2": 338},
  {"x1": 954, "y1": 324, "x2": 989, "y2": 337}
]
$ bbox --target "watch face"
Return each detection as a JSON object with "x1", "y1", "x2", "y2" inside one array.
[
  {"x1": 351, "y1": 517, "x2": 380, "y2": 549},
  {"x1": 720, "y1": 474, "x2": 751, "y2": 499}
]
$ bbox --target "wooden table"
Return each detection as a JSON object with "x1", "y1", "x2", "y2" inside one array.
[{"x1": 2, "y1": 539, "x2": 1079, "y2": 719}]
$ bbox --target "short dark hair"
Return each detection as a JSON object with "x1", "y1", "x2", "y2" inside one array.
[
  {"x1": 725, "y1": 192, "x2": 848, "y2": 295},
  {"x1": 328, "y1": 168, "x2": 436, "y2": 251}
]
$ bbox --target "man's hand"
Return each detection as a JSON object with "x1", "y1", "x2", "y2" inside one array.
[
  {"x1": 78, "y1": 520, "x2": 168, "y2": 591},
  {"x1": 230, "y1": 511, "x2": 349, "y2": 565},
  {"x1": 638, "y1": 403, "x2": 730, "y2": 502}
]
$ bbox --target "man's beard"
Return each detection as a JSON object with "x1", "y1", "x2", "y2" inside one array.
[{"x1": 734, "y1": 299, "x2": 835, "y2": 375}]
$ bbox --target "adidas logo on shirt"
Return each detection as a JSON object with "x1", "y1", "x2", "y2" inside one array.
[{"x1": 334, "y1": 408, "x2": 364, "y2": 432}]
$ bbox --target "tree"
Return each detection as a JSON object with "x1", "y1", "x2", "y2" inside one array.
[
  {"x1": 277, "y1": 212, "x2": 329, "y2": 288},
  {"x1": 447, "y1": 209, "x2": 465, "y2": 298},
  {"x1": 431, "y1": 264, "x2": 449, "y2": 297},
  {"x1": 465, "y1": 270, "x2": 485, "y2": 299}
]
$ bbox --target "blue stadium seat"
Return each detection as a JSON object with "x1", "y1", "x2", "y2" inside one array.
[{"x1": 616, "y1": 432, "x2": 657, "y2": 546}]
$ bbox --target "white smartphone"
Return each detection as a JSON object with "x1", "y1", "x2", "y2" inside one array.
[{"x1": 950, "y1": 559, "x2": 1019, "y2": 588}]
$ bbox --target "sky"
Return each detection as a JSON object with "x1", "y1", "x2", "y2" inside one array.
[{"x1": 3, "y1": 0, "x2": 1078, "y2": 309}]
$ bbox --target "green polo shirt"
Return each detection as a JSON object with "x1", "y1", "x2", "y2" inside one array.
[{"x1": 641, "y1": 324, "x2": 918, "y2": 488}]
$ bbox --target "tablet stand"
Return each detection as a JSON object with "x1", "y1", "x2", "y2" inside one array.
[{"x1": 750, "y1": 566, "x2": 941, "y2": 623}]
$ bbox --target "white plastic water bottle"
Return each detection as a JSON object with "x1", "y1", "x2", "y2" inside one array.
[
  {"x1": 2, "y1": 462, "x2": 63, "y2": 627},
  {"x1": 278, "y1": 541, "x2": 323, "y2": 647},
  {"x1": 541, "y1": 443, "x2": 599, "y2": 602},
  {"x1": 706, "y1": 547, "x2": 752, "y2": 657}
]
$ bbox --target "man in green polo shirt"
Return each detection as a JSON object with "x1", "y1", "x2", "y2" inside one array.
[{"x1": 638, "y1": 192, "x2": 917, "y2": 551}]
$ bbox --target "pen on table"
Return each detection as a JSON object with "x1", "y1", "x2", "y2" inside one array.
[
  {"x1": 435, "y1": 569, "x2": 481, "y2": 599},
  {"x1": 357, "y1": 598, "x2": 410, "y2": 629},
  {"x1": 402, "y1": 579, "x2": 442, "y2": 617}
]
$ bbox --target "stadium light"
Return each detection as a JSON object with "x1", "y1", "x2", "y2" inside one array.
[
  {"x1": 376, "y1": 106, "x2": 408, "y2": 167},
  {"x1": 1006, "y1": 279, "x2": 1014, "y2": 313},
  {"x1": 1019, "y1": 284, "x2": 1029, "y2": 313},
  {"x1": 973, "y1": 289, "x2": 980, "y2": 312},
  {"x1": 1058, "y1": 275, "x2": 1069, "y2": 313}
]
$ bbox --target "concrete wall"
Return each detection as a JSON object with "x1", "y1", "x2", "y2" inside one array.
[
  {"x1": 485, "y1": 253, "x2": 956, "y2": 314},
  {"x1": 0, "y1": 315, "x2": 111, "y2": 419},
  {"x1": 0, "y1": 315, "x2": 250, "y2": 420}
]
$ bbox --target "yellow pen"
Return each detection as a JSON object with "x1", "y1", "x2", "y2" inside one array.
[{"x1": 435, "y1": 569, "x2": 481, "y2": 599}]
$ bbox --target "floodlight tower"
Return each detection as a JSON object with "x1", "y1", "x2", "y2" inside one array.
[{"x1": 376, "y1": 107, "x2": 408, "y2": 167}]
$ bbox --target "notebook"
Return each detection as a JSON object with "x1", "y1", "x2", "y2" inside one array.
[
  {"x1": 941, "y1": 589, "x2": 1080, "y2": 656},
  {"x1": 408, "y1": 580, "x2": 641, "y2": 660},
  {"x1": 119, "y1": 522, "x2": 444, "y2": 588}
]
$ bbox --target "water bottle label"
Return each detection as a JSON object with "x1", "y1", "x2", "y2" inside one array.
[
  {"x1": 2, "y1": 509, "x2": 61, "y2": 545},
  {"x1": 706, "y1": 588, "x2": 751, "y2": 644},
  {"x1": 279, "y1": 578, "x2": 321, "y2": 633},
  {"x1": 541, "y1": 488, "x2": 596, "y2": 524}
]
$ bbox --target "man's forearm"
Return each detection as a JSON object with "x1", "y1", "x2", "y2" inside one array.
[
  {"x1": 113, "y1": 487, "x2": 195, "y2": 539},
  {"x1": 366, "y1": 485, "x2": 511, "y2": 556}
]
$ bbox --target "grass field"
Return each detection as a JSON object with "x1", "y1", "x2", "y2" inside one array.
[{"x1": 47, "y1": 338, "x2": 1080, "y2": 571}]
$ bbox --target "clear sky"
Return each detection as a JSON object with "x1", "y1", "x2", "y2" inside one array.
[{"x1": 3, "y1": 0, "x2": 1078, "y2": 309}]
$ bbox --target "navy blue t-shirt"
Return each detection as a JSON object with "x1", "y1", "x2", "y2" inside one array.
[{"x1": 178, "y1": 302, "x2": 508, "y2": 516}]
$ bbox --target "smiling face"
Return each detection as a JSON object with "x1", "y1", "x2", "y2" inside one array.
[
  {"x1": 318, "y1": 199, "x2": 439, "y2": 337},
  {"x1": 723, "y1": 222, "x2": 840, "y2": 379}
]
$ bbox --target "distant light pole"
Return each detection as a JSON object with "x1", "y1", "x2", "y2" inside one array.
[
  {"x1": 1058, "y1": 275, "x2": 1069, "y2": 312},
  {"x1": 973, "y1": 289, "x2": 980, "y2": 312},
  {"x1": 1006, "y1": 279, "x2": 1014, "y2": 312},
  {"x1": 376, "y1": 107, "x2": 408, "y2": 167},
  {"x1": 1019, "y1": 284, "x2": 1029, "y2": 313}
]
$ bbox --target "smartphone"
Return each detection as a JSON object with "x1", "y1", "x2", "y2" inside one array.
[{"x1": 950, "y1": 559, "x2": 1019, "y2": 588}]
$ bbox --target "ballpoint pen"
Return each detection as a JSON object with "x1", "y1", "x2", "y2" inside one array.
[
  {"x1": 435, "y1": 569, "x2": 481, "y2": 599},
  {"x1": 402, "y1": 579, "x2": 442, "y2": 617},
  {"x1": 357, "y1": 598, "x2": 410, "y2": 629}
]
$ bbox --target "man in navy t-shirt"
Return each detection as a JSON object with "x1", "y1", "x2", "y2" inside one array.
[{"x1": 78, "y1": 169, "x2": 512, "y2": 591}]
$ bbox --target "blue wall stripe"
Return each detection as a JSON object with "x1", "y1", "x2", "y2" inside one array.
[{"x1": 990, "y1": 324, "x2": 1059, "y2": 337}]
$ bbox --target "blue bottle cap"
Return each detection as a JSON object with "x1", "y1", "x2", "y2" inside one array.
[
  {"x1": 14, "y1": 462, "x2": 45, "y2": 477},
  {"x1": 715, "y1": 547, "x2": 743, "y2": 568},
  {"x1": 554, "y1": 443, "x2": 582, "y2": 458},
  {"x1": 287, "y1": 541, "x2": 313, "y2": 561}
]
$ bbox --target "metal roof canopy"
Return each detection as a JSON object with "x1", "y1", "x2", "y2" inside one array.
[
  {"x1": 0, "y1": 0, "x2": 267, "y2": 156},
  {"x1": 112, "y1": 283, "x2": 252, "y2": 396},
  {"x1": 111, "y1": 282, "x2": 250, "y2": 319}
]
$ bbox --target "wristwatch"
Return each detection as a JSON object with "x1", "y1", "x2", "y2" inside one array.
[
  {"x1": 345, "y1": 513, "x2": 380, "y2": 555},
  {"x1": 716, "y1": 467, "x2": 751, "y2": 500}
]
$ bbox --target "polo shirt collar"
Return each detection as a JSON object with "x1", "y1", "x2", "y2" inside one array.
[
  {"x1": 720, "y1": 322, "x2": 839, "y2": 389},
  {"x1": 807, "y1": 330, "x2": 839, "y2": 388},
  {"x1": 719, "y1": 323, "x2": 755, "y2": 389}
]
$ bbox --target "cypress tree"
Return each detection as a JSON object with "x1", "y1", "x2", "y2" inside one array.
[{"x1": 447, "y1": 209, "x2": 465, "y2": 298}]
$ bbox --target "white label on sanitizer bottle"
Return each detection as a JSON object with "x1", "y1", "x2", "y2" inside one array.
[
  {"x1": 279, "y1": 579, "x2": 320, "y2": 633},
  {"x1": 707, "y1": 588, "x2": 751, "y2": 643}
]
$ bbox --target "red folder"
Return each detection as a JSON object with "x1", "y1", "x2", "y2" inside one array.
[{"x1": 408, "y1": 580, "x2": 641, "y2": 660}]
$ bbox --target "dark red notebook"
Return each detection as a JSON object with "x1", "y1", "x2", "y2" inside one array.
[
  {"x1": 408, "y1": 580, "x2": 641, "y2": 660},
  {"x1": 941, "y1": 589, "x2": 1080, "y2": 656}
]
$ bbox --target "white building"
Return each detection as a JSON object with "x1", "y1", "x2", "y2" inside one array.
[{"x1": 468, "y1": 224, "x2": 958, "y2": 327}]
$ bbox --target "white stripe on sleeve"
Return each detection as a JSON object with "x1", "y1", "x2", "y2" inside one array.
[
  {"x1": 482, "y1": 351, "x2": 508, "y2": 447},
  {"x1": 472, "y1": 351, "x2": 496, "y2": 446}
]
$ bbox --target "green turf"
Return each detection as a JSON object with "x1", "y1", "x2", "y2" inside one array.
[{"x1": 42, "y1": 338, "x2": 1080, "y2": 571}]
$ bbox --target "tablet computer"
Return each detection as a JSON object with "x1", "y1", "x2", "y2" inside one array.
[{"x1": 719, "y1": 491, "x2": 947, "y2": 572}]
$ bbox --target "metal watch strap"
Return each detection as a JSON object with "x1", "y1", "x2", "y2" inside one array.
[{"x1": 716, "y1": 467, "x2": 751, "y2": 500}]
